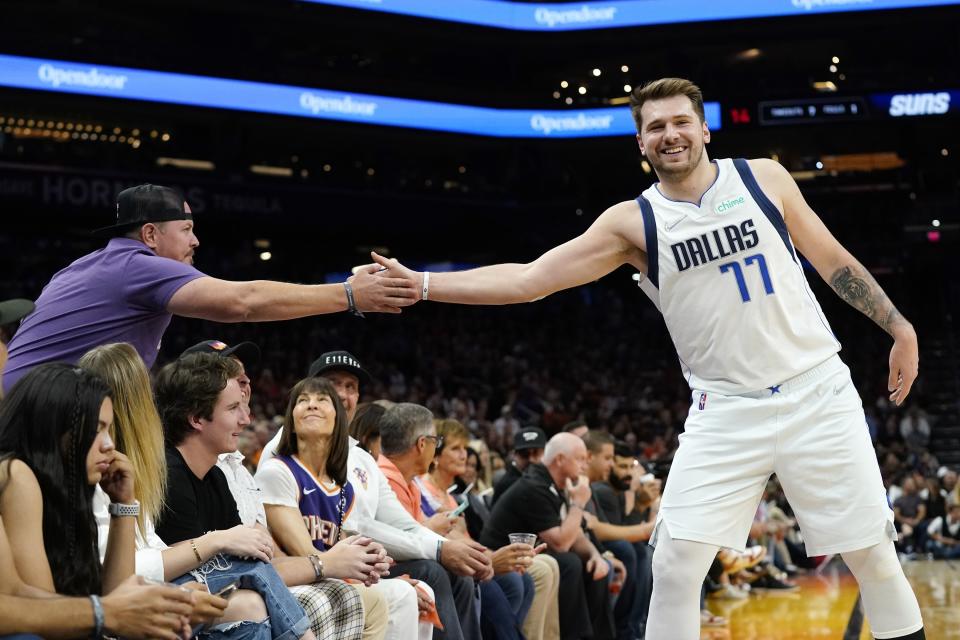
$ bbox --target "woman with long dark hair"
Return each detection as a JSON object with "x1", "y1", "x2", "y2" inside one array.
[
  {"x1": 258, "y1": 377, "x2": 428, "y2": 640},
  {"x1": 0, "y1": 363, "x2": 135, "y2": 597}
]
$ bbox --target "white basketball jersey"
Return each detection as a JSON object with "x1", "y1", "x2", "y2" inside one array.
[{"x1": 637, "y1": 158, "x2": 839, "y2": 395}]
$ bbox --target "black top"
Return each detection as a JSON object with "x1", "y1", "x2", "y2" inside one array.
[
  {"x1": 480, "y1": 463, "x2": 566, "y2": 549},
  {"x1": 155, "y1": 446, "x2": 242, "y2": 545},
  {"x1": 491, "y1": 463, "x2": 523, "y2": 505},
  {"x1": 591, "y1": 481, "x2": 623, "y2": 525}
]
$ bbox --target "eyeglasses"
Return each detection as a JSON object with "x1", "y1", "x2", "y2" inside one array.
[{"x1": 421, "y1": 434, "x2": 444, "y2": 449}]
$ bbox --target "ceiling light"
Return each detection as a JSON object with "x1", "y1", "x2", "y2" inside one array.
[
  {"x1": 249, "y1": 164, "x2": 292, "y2": 176},
  {"x1": 259, "y1": 252, "x2": 272, "y2": 261},
  {"x1": 735, "y1": 48, "x2": 763, "y2": 61},
  {"x1": 578, "y1": 86, "x2": 587, "y2": 95},
  {"x1": 560, "y1": 80, "x2": 569, "y2": 88},
  {"x1": 812, "y1": 81, "x2": 837, "y2": 92},
  {"x1": 564, "y1": 97, "x2": 573, "y2": 105},
  {"x1": 932, "y1": 219, "x2": 941, "y2": 227},
  {"x1": 592, "y1": 68, "x2": 601, "y2": 77},
  {"x1": 624, "y1": 84, "x2": 632, "y2": 93},
  {"x1": 157, "y1": 157, "x2": 215, "y2": 171},
  {"x1": 832, "y1": 56, "x2": 840, "y2": 64},
  {"x1": 621, "y1": 65, "x2": 629, "y2": 73},
  {"x1": 829, "y1": 64, "x2": 837, "y2": 73}
]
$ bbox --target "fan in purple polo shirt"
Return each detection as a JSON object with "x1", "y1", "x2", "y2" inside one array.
[{"x1": 3, "y1": 184, "x2": 418, "y2": 390}]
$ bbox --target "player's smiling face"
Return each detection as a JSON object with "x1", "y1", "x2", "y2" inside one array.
[{"x1": 637, "y1": 95, "x2": 710, "y2": 181}]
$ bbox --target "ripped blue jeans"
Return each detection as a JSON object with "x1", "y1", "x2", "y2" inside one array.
[{"x1": 173, "y1": 554, "x2": 309, "y2": 640}]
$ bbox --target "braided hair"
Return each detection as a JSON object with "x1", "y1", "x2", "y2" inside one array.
[{"x1": 0, "y1": 363, "x2": 111, "y2": 595}]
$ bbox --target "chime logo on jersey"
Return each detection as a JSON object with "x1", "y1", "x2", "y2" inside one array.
[
  {"x1": 699, "y1": 393, "x2": 707, "y2": 410},
  {"x1": 715, "y1": 196, "x2": 746, "y2": 215}
]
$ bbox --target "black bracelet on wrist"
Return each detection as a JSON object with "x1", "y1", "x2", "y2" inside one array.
[{"x1": 342, "y1": 281, "x2": 365, "y2": 318}]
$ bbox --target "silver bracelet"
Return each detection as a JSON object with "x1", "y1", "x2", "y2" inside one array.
[
  {"x1": 421, "y1": 271, "x2": 430, "y2": 301},
  {"x1": 308, "y1": 554, "x2": 325, "y2": 580},
  {"x1": 89, "y1": 594, "x2": 104, "y2": 639}
]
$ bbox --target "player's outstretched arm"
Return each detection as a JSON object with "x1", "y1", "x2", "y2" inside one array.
[
  {"x1": 755, "y1": 159, "x2": 918, "y2": 405},
  {"x1": 372, "y1": 200, "x2": 644, "y2": 305},
  {"x1": 167, "y1": 263, "x2": 418, "y2": 321}
]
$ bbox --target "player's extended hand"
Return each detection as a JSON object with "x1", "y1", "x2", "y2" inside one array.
[
  {"x1": 370, "y1": 252, "x2": 424, "y2": 301},
  {"x1": 888, "y1": 326, "x2": 918, "y2": 406},
  {"x1": 349, "y1": 261, "x2": 418, "y2": 313}
]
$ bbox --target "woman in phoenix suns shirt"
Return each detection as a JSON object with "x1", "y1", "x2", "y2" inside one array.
[{"x1": 257, "y1": 377, "x2": 433, "y2": 640}]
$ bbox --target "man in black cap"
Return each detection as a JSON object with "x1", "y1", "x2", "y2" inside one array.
[
  {"x1": 3, "y1": 184, "x2": 417, "y2": 390},
  {"x1": 492, "y1": 426, "x2": 546, "y2": 504}
]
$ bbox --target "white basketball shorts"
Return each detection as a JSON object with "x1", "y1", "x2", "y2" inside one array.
[{"x1": 654, "y1": 354, "x2": 896, "y2": 556}]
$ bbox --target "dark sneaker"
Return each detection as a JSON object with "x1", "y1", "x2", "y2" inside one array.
[{"x1": 751, "y1": 574, "x2": 800, "y2": 594}]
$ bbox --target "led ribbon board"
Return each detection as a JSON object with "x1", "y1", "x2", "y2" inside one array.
[
  {"x1": 869, "y1": 90, "x2": 960, "y2": 117},
  {"x1": 0, "y1": 54, "x2": 720, "y2": 137},
  {"x1": 301, "y1": 0, "x2": 959, "y2": 31}
]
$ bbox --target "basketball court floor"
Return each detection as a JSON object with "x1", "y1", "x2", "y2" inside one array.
[{"x1": 701, "y1": 560, "x2": 959, "y2": 639}]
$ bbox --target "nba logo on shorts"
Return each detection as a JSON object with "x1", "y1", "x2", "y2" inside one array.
[{"x1": 698, "y1": 392, "x2": 707, "y2": 410}]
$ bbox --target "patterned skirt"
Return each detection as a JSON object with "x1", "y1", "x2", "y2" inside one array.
[{"x1": 289, "y1": 580, "x2": 364, "y2": 640}]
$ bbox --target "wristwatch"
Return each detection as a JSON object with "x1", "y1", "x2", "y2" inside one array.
[{"x1": 107, "y1": 501, "x2": 140, "y2": 518}]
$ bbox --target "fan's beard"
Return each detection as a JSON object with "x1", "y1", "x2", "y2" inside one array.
[{"x1": 609, "y1": 471, "x2": 631, "y2": 492}]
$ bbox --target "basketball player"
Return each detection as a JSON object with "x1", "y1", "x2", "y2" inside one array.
[{"x1": 374, "y1": 78, "x2": 924, "y2": 639}]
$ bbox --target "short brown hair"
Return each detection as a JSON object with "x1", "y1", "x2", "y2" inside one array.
[
  {"x1": 583, "y1": 429, "x2": 614, "y2": 454},
  {"x1": 629, "y1": 78, "x2": 705, "y2": 132},
  {"x1": 155, "y1": 353, "x2": 242, "y2": 447}
]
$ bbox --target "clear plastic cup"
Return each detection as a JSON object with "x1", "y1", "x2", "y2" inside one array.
[{"x1": 508, "y1": 533, "x2": 537, "y2": 547}]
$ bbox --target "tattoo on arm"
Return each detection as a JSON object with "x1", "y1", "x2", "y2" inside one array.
[{"x1": 829, "y1": 265, "x2": 904, "y2": 335}]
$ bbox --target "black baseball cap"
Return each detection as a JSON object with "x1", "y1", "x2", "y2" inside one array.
[
  {"x1": 307, "y1": 350, "x2": 372, "y2": 387},
  {"x1": 0, "y1": 299, "x2": 34, "y2": 326},
  {"x1": 180, "y1": 340, "x2": 261, "y2": 368},
  {"x1": 93, "y1": 184, "x2": 191, "y2": 237},
  {"x1": 514, "y1": 427, "x2": 547, "y2": 451}
]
